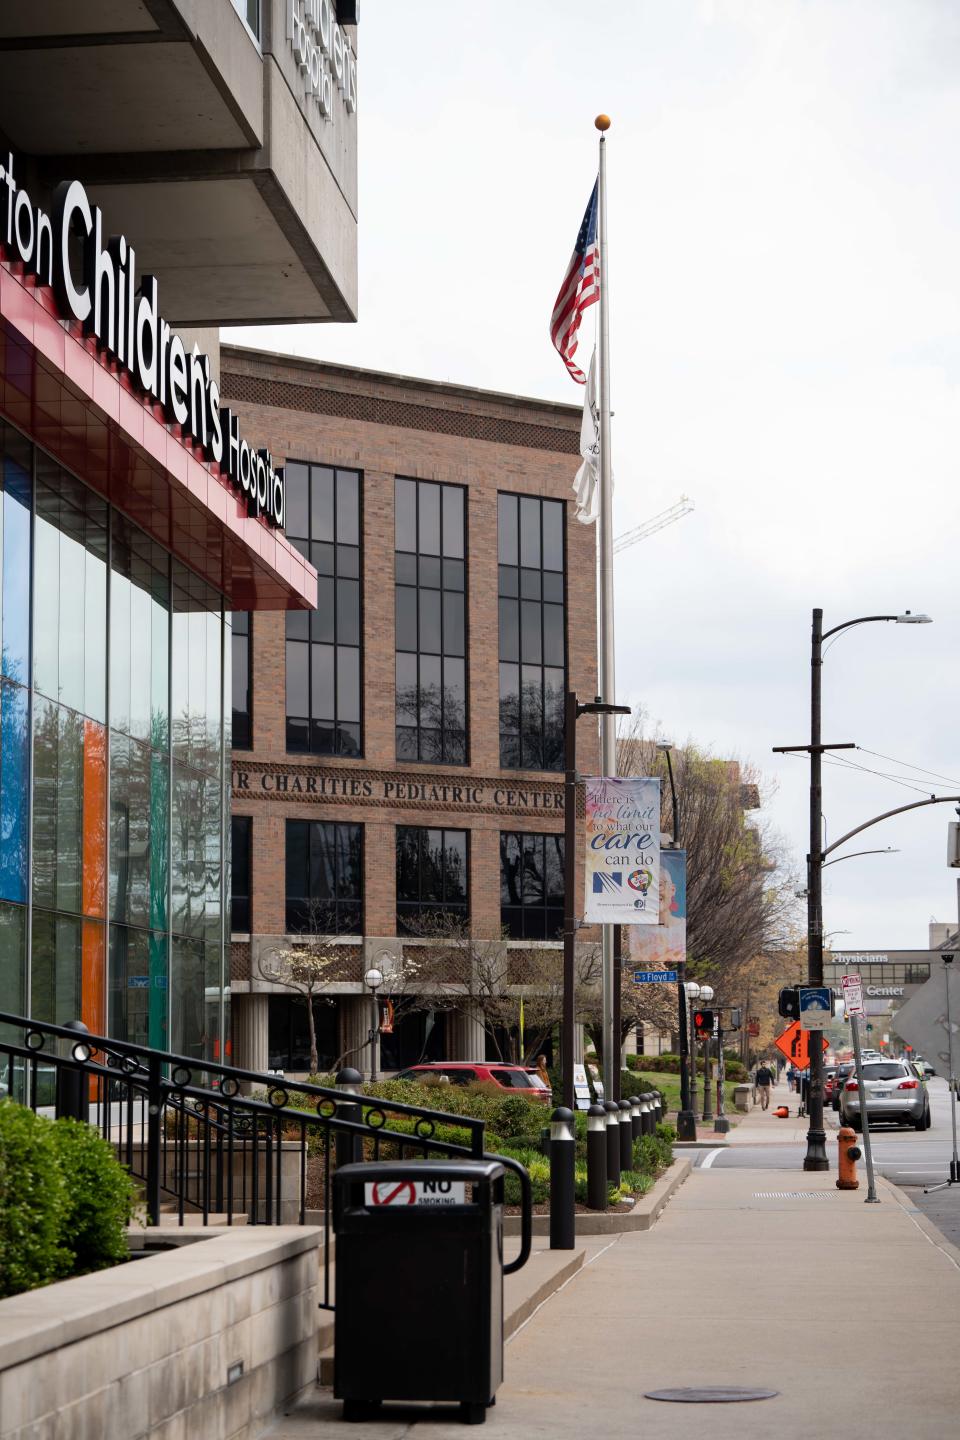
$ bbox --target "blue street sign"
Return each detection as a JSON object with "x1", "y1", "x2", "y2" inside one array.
[
  {"x1": 633, "y1": 970, "x2": 678, "y2": 984},
  {"x1": 799, "y1": 985, "x2": 833, "y2": 1030}
]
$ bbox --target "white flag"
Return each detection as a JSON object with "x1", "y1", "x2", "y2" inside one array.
[{"x1": 572, "y1": 349, "x2": 600, "y2": 524}]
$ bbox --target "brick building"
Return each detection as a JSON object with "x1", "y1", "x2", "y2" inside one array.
[{"x1": 222, "y1": 345, "x2": 600, "y2": 1074}]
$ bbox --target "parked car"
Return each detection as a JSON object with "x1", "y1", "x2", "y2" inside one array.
[
  {"x1": 838, "y1": 1060, "x2": 930, "y2": 1131},
  {"x1": 912, "y1": 1058, "x2": 936, "y2": 1078},
  {"x1": 827, "y1": 1062, "x2": 854, "y2": 1109},
  {"x1": 393, "y1": 1062, "x2": 552, "y2": 1104}
]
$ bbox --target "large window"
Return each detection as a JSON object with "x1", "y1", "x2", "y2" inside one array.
[
  {"x1": 395, "y1": 479, "x2": 466, "y2": 764},
  {"x1": 285, "y1": 463, "x2": 361, "y2": 756},
  {"x1": 497, "y1": 494, "x2": 565, "y2": 770},
  {"x1": 500, "y1": 832, "x2": 564, "y2": 940},
  {"x1": 232, "y1": 612, "x2": 252, "y2": 749},
  {"x1": 232, "y1": 816, "x2": 251, "y2": 934},
  {"x1": 396, "y1": 827, "x2": 468, "y2": 934},
  {"x1": 286, "y1": 820, "x2": 362, "y2": 935}
]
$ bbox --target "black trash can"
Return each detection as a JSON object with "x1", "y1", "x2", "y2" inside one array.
[{"x1": 333, "y1": 1159, "x2": 507, "y2": 1425}]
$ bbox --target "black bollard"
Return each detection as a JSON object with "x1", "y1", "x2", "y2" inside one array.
[
  {"x1": 654, "y1": 1091, "x2": 665, "y2": 1125},
  {"x1": 629, "y1": 1095, "x2": 642, "y2": 1144},
  {"x1": 641, "y1": 1093, "x2": 655, "y2": 1137},
  {"x1": 55, "y1": 1020, "x2": 90, "y2": 1124},
  {"x1": 618, "y1": 1099, "x2": 633, "y2": 1172},
  {"x1": 604, "y1": 1100, "x2": 621, "y2": 1189},
  {"x1": 335, "y1": 1067, "x2": 364, "y2": 1170},
  {"x1": 586, "y1": 1104, "x2": 607, "y2": 1210},
  {"x1": 549, "y1": 1107, "x2": 576, "y2": 1250}
]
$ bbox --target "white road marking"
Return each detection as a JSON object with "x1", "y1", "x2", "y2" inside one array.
[{"x1": 700, "y1": 1148, "x2": 724, "y2": 1170}]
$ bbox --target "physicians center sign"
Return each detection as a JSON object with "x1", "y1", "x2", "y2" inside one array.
[{"x1": 584, "y1": 777, "x2": 660, "y2": 925}]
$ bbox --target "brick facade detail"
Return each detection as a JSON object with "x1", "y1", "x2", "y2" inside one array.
[{"x1": 222, "y1": 347, "x2": 599, "y2": 997}]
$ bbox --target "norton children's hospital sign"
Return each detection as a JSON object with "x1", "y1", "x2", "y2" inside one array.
[{"x1": 0, "y1": 156, "x2": 285, "y2": 529}]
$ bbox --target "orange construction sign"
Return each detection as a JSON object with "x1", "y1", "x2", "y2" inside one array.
[{"x1": 774, "y1": 1021, "x2": 829, "y2": 1069}]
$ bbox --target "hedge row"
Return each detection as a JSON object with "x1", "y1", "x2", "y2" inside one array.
[{"x1": 0, "y1": 1101, "x2": 139, "y2": 1298}]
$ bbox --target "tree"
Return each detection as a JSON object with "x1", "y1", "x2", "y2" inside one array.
[
  {"x1": 400, "y1": 913, "x2": 601, "y2": 1062},
  {"x1": 617, "y1": 719, "x2": 801, "y2": 994},
  {"x1": 260, "y1": 903, "x2": 426, "y2": 1074},
  {"x1": 258, "y1": 930, "x2": 343, "y2": 1077}
]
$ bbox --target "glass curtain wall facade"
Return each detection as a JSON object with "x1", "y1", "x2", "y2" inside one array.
[{"x1": 0, "y1": 418, "x2": 230, "y2": 1062}]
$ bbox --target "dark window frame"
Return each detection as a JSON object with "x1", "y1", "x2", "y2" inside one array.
[
  {"x1": 497, "y1": 493, "x2": 566, "y2": 772},
  {"x1": 499, "y1": 831, "x2": 565, "y2": 940},
  {"x1": 231, "y1": 611, "x2": 252, "y2": 750},
  {"x1": 231, "y1": 815, "x2": 251, "y2": 935},
  {"x1": 285, "y1": 818, "x2": 363, "y2": 936},
  {"x1": 396, "y1": 825, "x2": 469, "y2": 935},
  {"x1": 285, "y1": 462, "x2": 363, "y2": 758},
  {"x1": 394, "y1": 477, "x2": 468, "y2": 766}
]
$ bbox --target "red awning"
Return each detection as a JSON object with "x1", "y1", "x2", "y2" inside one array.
[{"x1": 0, "y1": 258, "x2": 315, "y2": 611}]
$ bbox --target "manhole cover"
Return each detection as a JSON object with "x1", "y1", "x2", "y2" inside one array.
[{"x1": 645, "y1": 1387, "x2": 779, "y2": 1404}]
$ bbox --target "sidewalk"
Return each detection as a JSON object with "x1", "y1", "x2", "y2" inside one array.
[{"x1": 265, "y1": 1148, "x2": 960, "y2": 1439}]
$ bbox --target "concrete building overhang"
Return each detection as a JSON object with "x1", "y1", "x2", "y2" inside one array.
[
  {"x1": 0, "y1": 0, "x2": 358, "y2": 325},
  {"x1": 1, "y1": 254, "x2": 317, "y2": 610}
]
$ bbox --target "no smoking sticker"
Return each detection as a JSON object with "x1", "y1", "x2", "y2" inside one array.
[{"x1": 364, "y1": 1179, "x2": 467, "y2": 1207}]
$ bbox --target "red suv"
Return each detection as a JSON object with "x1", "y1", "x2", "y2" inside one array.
[{"x1": 394, "y1": 1062, "x2": 552, "y2": 1104}]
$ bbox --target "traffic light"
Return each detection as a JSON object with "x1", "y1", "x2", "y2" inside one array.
[
  {"x1": 693, "y1": 1009, "x2": 714, "y2": 1033},
  {"x1": 778, "y1": 986, "x2": 800, "y2": 1020},
  {"x1": 729, "y1": 1007, "x2": 743, "y2": 1030}
]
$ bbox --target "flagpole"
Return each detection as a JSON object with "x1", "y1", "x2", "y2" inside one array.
[{"x1": 595, "y1": 114, "x2": 617, "y2": 1092}]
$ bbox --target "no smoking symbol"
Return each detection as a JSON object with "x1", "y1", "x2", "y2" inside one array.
[{"x1": 371, "y1": 1180, "x2": 417, "y2": 1206}]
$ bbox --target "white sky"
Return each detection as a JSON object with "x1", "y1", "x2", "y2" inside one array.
[{"x1": 231, "y1": 0, "x2": 960, "y2": 950}]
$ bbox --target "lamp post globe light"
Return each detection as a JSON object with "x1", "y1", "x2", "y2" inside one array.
[
  {"x1": 774, "y1": 606, "x2": 933, "y2": 1172},
  {"x1": 684, "y1": 982, "x2": 701, "y2": 1120},
  {"x1": 697, "y1": 985, "x2": 715, "y2": 1122},
  {"x1": 364, "y1": 966, "x2": 384, "y2": 1084}
]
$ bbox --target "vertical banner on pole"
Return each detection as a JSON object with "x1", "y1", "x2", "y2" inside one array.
[
  {"x1": 583, "y1": 776, "x2": 660, "y2": 925},
  {"x1": 629, "y1": 850, "x2": 686, "y2": 970}
]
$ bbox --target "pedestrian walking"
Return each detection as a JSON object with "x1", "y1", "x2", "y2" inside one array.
[{"x1": 754, "y1": 1062, "x2": 774, "y2": 1110}]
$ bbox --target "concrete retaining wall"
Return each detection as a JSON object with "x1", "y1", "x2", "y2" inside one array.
[{"x1": 0, "y1": 1227, "x2": 321, "y2": 1440}]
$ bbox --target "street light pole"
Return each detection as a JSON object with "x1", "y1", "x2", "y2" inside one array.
[
  {"x1": 561, "y1": 692, "x2": 631, "y2": 1110},
  {"x1": 364, "y1": 966, "x2": 384, "y2": 1084},
  {"x1": 775, "y1": 606, "x2": 932, "y2": 1173},
  {"x1": 659, "y1": 743, "x2": 695, "y2": 1140},
  {"x1": 805, "y1": 607, "x2": 828, "y2": 1170}
]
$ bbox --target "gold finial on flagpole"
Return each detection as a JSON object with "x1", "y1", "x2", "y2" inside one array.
[{"x1": 595, "y1": 114, "x2": 611, "y2": 132}]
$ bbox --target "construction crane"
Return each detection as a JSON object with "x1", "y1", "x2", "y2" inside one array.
[{"x1": 613, "y1": 495, "x2": 694, "y2": 554}]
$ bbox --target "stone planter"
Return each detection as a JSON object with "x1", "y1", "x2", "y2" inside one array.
[{"x1": 0, "y1": 1227, "x2": 321, "y2": 1440}]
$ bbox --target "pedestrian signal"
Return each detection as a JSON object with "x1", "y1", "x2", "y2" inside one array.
[
  {"x1": 778, "y1": 986, "x2": 800, "y2": 1020},
  {"x1": 693, "y1": 1009, "x2": 714, "y2": 1032}
]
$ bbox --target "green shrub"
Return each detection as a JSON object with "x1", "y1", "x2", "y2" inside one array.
[
  {"x1": 51, "y1": 1119, "x2": 142, "y2": 1275},
  {"x1": 0, "y1": 1100, "x2": 67, "y2": 1297},
  {"x1": 625, "y1": 1052, "x2": 749, "y2": 1083},
  {"x1": 634, "y1": 1131, "x2": 673, "y2": 1176},
  {"x1": 0, "y1": 1102, "x2": 140, "y2": 1297}
]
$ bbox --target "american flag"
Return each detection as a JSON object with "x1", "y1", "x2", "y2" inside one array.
[{"x1": 550, "y1": 181, "x2": 599, "y2": 384}]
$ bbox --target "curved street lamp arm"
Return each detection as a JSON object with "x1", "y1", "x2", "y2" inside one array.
[
  {"x1": 821, "y1": 615, "x2": 898, "y2": 643},
  {"x1": 823, "y1": 795, "x2": 960, "y2": 858},
  {"x1": 822, "y1": 847, "x2": 898, "y2": 869}
]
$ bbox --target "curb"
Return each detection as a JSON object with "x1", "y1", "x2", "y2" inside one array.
[
  {"x1": 877, "y1": 1176, "x2": 960, "y2": 1272},
  {"x1": 502, "y1": 1157, "x2": 691, "y2": 1237}
]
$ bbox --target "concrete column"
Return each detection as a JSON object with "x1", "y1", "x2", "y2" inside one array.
[
  {"x1": 232, "y1": 992, "x2": 269, "y2": 1074},
  {"x1": 339, "y1": 994, "x2": 371, "y2": 1077},
  {"x1": 447, "y1": 1005, "x2": 486, "y2": 1061}
]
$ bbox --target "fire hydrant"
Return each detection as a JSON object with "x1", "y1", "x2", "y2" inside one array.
[{"x1": 836, "y1": 1125, "x2": 861, "y2": 1190}]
